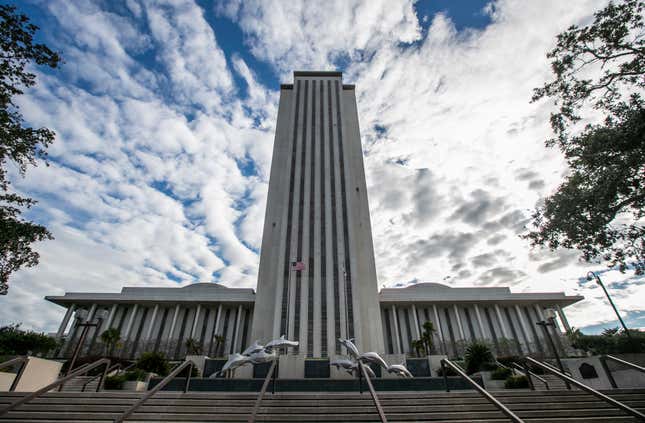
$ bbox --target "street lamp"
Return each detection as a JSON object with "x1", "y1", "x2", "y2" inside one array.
[
  {"x1": 536, "y1": 308, "x2": 570, "y2": 389},
  {"x1": 586, "y1": 271, "x2": 632, "y2": 340}
]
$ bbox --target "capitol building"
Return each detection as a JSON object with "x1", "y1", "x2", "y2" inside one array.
[{"x1": 46, "y1": 72, "x2": 582, "y2": 378}]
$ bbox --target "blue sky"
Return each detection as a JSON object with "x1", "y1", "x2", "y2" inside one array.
[{"x1": 1, "y1": 0, "x2": 642, "y2": 335}]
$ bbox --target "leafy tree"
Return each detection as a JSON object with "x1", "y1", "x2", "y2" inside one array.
[
  {"x1": 526, "y1": 0, "x2": 645, "y2": 271},
  {"x1": 99, "y1": 328, "x2": 122, "y2": 355},
  {"x1": 135, "y1": 351, "x2": 170, "y2": 376},
  {"x1": 185, "y1": 338, "x2": 202, "y2": 355},
  {"x1": 0, "y1": 5, "x2": 61, "y2": 294},
  {"x1": 0, "y1": 323, "x2": 59, "y2": 355}
]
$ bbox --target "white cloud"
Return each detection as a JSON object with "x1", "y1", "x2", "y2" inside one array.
[{"x1": 3, "y1": 0, "x2": 642, "y2": 335}]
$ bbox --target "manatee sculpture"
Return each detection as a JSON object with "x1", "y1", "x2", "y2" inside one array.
[
  {"x1": 358, "y1": 351, "x2": 389, "y2": 369},
  {"x1": 387, "y1": 363, "x2": 413, "y2": 378},
  {"x1": 265, "y1": 335, "x2": 299, "y2": 351},
  {"x1": 338, "y1": 338, "x2": 360, "y2": 359}
]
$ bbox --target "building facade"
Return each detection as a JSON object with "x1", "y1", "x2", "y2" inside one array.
[{"x1": 45, "y1": 71, "x2": 583, "y2": 375}]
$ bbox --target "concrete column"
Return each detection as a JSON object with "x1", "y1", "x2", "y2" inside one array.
[
  {"x1": 432, "y1": 304, "x2": 445, "y2": 353},
  {"x1": 233, "y1": 305, "x2": 243, "y2": 352},
  {"x1": 391, "y1": 305, "x2": 401, "y2": 354},
  {"x1": 209, "y1": 304, "x2": 223, "y2": 356},
  {"x1": 86, "y1": 304, "x2": 98, "y2": 323},
  {"x1": 56, "y1": 304, "x2": 76, "y2": 339},
  {"x1": 104, "y1": 304, "x2": 118, "y2": 331},
  {"x1": 474, "y1": 304, "x2": 485, "y2": 338},
  {"x1": 122, "y1": 304, "x2": 138, "y2": 340},
  {"x1": 411, "y1": 304, "x2": 421, "y2": 340},
  {"x1": 534, "y1": 304, "x2": 545, "y2": 321},
  {"x1": 453, "y1": 305, "x2": 466, "y2": 340},
  {"x1": 495, "y1": 304, "x2": 511, "y2": 339},
  {"x1": 190, "y1": 304, "x2": 202, "y2": 339},
  {"x1": 556, "y1": 305, "x2": 571, "y2": 332},
  {"x1": 145, "y1": 304, "x2": 160, "y2": 341},
  {"x1": 167, "y1": 304, "x2": 181, "y2": 340},
  {"x1": 514, "y1": 304, "x2": 532, "y2": 352}
]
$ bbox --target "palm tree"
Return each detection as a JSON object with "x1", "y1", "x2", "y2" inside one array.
[
  {"x1": 100, "y1": 328, "x2": 121, "y2": 356},
  {"x1": 421, "y1": 321, "x2": 436, "y2": 355}
]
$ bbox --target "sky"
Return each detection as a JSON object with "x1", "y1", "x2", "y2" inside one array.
[{"x1": 1, "y1": 0, "x2": 643, "y2": 335}]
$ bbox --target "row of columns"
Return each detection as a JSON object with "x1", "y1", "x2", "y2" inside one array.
[
  {"x1": 56, "y1": 302, "x2": 252, "y2": 359},
  {"x1": 384, "y1": 303, "x2": 570, "y2": 357}
]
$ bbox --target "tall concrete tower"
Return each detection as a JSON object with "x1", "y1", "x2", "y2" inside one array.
[{"x1": 251, "y1": 71, "x2": 384, "y2": 357}]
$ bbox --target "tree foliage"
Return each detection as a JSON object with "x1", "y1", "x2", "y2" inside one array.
[
  {"x1": 0, "y1": 323, "x2": 59, "y2": 355},
  {"x1": 526, "y1": 0, "x2": 645, "y2": 270},
  {"x1": 0, "y1": 5, "x2": 60, "y2": 294}
]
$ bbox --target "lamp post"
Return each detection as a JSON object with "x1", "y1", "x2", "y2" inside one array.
[
  {"x1": 536, "y1": 308, "x2": 570, "y2": 389},
  {"x1": 586, "y1": 271, "x2": 631, "y2": 339}
]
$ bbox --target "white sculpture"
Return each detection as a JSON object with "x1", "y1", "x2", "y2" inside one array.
[
  {"x1": 336, "y1": 339, "x2": 414, "y2": 379},
  {"x1": 338, "y1": 338, "x2": 360, "y2": 359},
  {"x1": 265, "y1": 334, "x2": 299, "y2": 351},
  {"x1": 248, "y1": 348, "x2": 277, "y2": 364},
  {"x1": 241, "y1": 340, "x2": 264, "y2": 356},
  {"x1": 387, "y1": 363, "x2": 413, "y2": 378},
  {"x1": 358, "y1": 352, "x2": 389, "y2": 369},
  {"x1": 330, "y1": 357, "x2": 377, "y2": 378},
  {"x1": 211, "y1": 335, "x2": 298, "y2": 378},
  {"x1": 213, "y1": 353, "x2": 252, "y2": 377}
]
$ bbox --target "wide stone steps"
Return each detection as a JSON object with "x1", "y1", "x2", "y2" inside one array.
[{"x1": 0, "y1": 389, "x2": 643, "y2": 422}]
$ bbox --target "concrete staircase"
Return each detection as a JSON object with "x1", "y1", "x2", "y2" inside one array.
[{"x1": 0, "y1": 388, "x2": 644, "y2": 422}]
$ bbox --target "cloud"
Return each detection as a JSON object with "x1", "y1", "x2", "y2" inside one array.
[{"x1": 4, "y1": 0, "x2": 644, "y2": 336}]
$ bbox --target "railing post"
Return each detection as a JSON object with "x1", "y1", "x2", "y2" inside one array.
[
  {"x1": 183, "y1": 362, "x2": 193, "y2": 393},
  {"x1": 599, "y1": 356, "x2": 618, "y2": 389},
  {"x1": 441, "y1": 360, "x2": 449, "y2": 392},
  {"x1": 523, "y1": 362, "x2": 535, "y2": 391},
  {"x1": 358, "y1": 363, "x2": 363, "y2": 394}
]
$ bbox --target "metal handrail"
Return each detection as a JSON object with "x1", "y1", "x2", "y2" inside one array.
[
  {"x1": 0, "y1": 356, "x2": 29, "y2": 392},
  {"x1": 113, "y1": 359, "x2": 194, "y2": 423},
  {"x1": 81, "y1": 362, "x2": 135, "y2": 392},
  {"x1": 600, "y1": 355, "x2": 645, "y2": 389},
  {"x1": 0, "y1": 356, "x2": 28, "y2": 371},
  {"x1": 441, "y1": 359, "x2": 524, "y2": 423},
  {"x1": 358, "y1": 362, "x2": 387, "y2": 423},
  {"x1": 525, "y1": 357, "x2": 645, "y2": 421},
  {"x1": 511, "y1": 362, "x2": 549, "y2": 390},
  {"x1": 248, "y1": 360, "x2": 277, "y2": 423},
  {"x1": 0, "y1": 358, "x2": 111, "y2": 416}
]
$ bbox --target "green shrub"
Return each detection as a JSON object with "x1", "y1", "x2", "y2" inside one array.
[
  {"x1": 491, "y1": 366, "x2": 512, "y2": 380},
  {"x1": 124, "y1": 369, "x2": 147, "y2": 381},
  {"x1": 571, "y1": 331, "x2": 645, "y2": 354},
  {"x1": 104, "y1": 374, "x2": 126, "y2": 390},
  {"x1": 504, "y1": 375, "x2": 529, "y2": 389},
  {"x1": 464, "y1": 342, "x2": 494, "y2": 374},
  {"x1": 136, "y1": 352, "x2": 169, "y2": 376},
  {"x1": 435, "y1": 365, "x2": 458, "y2": 377},
  {"x1": 496, "y1": 355, "x2": 521, "y2": 368},
  {"x1": 0, "y1": 324, "x2": 59, "y2": 355}
]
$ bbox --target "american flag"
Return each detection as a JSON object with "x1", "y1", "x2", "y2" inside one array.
[{"x1": 291, "y1": 261, "x2": 305, "y2": 271}]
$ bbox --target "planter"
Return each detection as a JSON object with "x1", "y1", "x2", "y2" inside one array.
[{"x1": 122, "y1": 380, "x2": 148, "y2": 391}]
